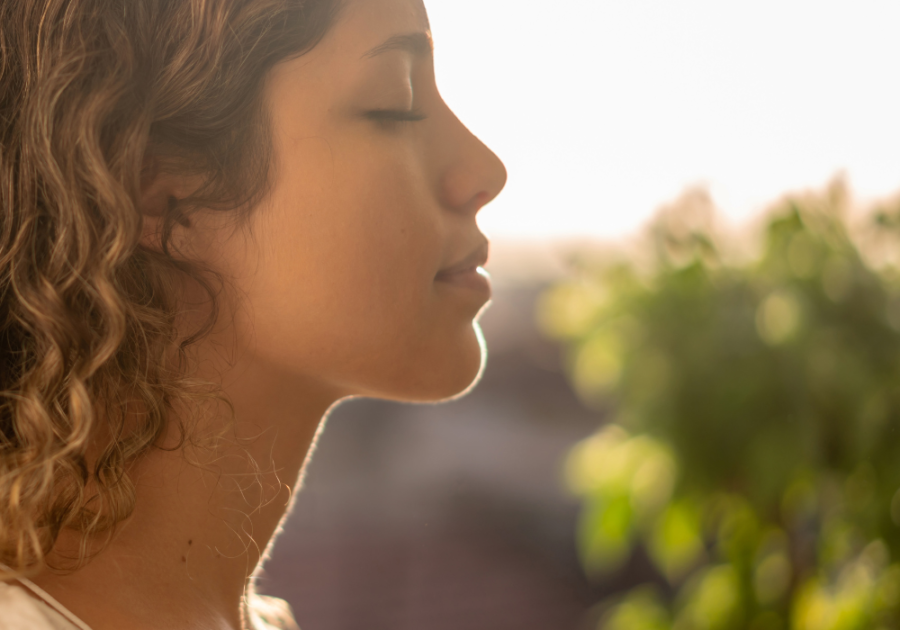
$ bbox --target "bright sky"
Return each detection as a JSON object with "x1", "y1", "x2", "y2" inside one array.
[{"x1": 426, "y1": 0, "x2": 900, "y2": 240}]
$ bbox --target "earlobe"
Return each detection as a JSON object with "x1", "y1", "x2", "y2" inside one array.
[
  {"x1": 138, "y1": 205, "x2": 166, "y2": 253},
  {"x1": 138, "y1": 156, "x2": 170, "y2": 218},
  {"x1": 137, "y1": 158, "x2": 196, "y2": 252}
]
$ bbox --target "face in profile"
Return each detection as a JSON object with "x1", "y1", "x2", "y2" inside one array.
[{"x1": 184, "y1": 0, "x2": 507, "y2": 403}]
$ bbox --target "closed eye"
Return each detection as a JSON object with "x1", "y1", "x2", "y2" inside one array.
[{"x1": 365, "y1": 108, "x2": 428, "y2": 125}]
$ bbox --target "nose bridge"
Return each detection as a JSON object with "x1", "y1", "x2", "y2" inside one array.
[{"x1": 438, "y1": 107, "x2": 508, "y2": 214}]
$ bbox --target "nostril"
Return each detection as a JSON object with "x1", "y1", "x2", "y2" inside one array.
[{"x1": 472, "y1": 192, "x2": 490, "y2": 213}]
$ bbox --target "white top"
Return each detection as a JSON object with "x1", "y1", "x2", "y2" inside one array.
[{"x1": 0, "y1": 577, "x2": 300, "y2": 630}]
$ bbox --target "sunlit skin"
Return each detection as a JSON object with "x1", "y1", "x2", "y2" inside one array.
[{"x1": 27, "y1": 0, "x2": 506, "y2": 628}]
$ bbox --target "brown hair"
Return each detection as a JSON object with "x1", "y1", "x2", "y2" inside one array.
[{"x1": 0, "y1": 0, "x2": 342, "y2": 576}]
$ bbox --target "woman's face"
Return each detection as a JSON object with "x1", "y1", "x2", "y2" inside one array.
[{"x1": 190, "y1": 0, "x2": 506, "y2": 402}]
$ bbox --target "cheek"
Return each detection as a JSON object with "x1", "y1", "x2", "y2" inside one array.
[
  {"x1": 303, "y1": 143, "x2": 440, "y2": 322},
  {"x1": 235, "y1": 137, "x2": 469, "y2": 384}
]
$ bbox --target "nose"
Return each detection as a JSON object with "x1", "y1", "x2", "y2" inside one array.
[{"x1": 438, "y1": 108, "x2": 508, "y2": 216}]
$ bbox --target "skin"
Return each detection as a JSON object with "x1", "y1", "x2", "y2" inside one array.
[{"x1": 27, "y1": 0, "x2": 506, "y2": 628}]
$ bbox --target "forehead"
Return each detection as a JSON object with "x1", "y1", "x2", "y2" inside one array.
[
  {"x1": 335, "y1": 0, "x2": 430, "y2": 53},
  {"x1": 264, "y1": 0, "x2": 430, "y2": 116}
]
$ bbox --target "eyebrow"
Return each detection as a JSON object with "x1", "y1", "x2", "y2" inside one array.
[{"x1": 361, "y1": 32, "x2": 434, "y2": 60}]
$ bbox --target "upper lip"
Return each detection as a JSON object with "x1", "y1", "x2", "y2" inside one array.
[{"x1": 436, "y1": 239, "x2": 490, "y2": 277}]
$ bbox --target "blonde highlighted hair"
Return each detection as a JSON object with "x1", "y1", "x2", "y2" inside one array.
[{"x1": 0, "y1": 0, "x2": 341, "y2": 576}]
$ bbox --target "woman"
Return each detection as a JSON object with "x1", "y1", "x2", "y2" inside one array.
[{"x1": 0, "y1": 0, "x2": 506, "y2": 627}]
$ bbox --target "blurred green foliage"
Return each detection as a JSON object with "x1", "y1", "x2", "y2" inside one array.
[{"x1": 540, "y1": 179, "x2": 900, "y2": 629}]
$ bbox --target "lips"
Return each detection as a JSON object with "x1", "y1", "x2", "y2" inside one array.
[
  {"x1": 435, "y1": 239, "x2": 492, "y2": 298},
  {"x1": 436, "y1": 240, "x2": 489, "y2": 280}
]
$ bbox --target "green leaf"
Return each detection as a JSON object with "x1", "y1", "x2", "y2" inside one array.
[
  {"x1": 649, "y1": 499, "x2": 704, "y2": 583},
  {"x1": 579, "y1": 493, "x2": 635, "y2": 576},
  {"x1": 600, "y1": 586, "x2": 671, "y2": 630}
]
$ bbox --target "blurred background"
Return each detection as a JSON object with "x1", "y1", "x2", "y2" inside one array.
[{"x1": 255, "y1": 1, "x2": 900, "y2": 629}]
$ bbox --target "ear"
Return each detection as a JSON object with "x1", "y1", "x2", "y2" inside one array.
[{"x1": 138, "y1": 156, "x2": 198, "y2": 252}]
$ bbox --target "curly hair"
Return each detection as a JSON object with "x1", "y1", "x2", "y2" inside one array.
[{"x1": 0, "y1": 0, "x2": 342, "y2": 577}]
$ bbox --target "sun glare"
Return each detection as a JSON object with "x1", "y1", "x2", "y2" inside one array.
[{"x1": 428, "y1": 0, "x2": 900, "y2": 239}]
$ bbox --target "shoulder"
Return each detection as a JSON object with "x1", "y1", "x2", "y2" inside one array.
[
  {"x1": 0, "y1": 581, "x2": 80, "y2": 630},
  {"x1": 247, "y1": 593, "x2": 301, "y2": 630}
]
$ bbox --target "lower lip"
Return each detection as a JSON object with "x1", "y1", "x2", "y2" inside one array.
[{"x1": 435, "y1": 267, "x2": 492, "y2": 297}]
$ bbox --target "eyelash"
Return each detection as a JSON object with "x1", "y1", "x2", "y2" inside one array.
[{"x1": 365, "y1": 108, "x2": 428, "y2": 127}]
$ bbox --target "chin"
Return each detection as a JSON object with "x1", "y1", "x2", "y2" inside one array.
[
  {"x1": 439, "y1": 322, "x2": 489, "y2": 400},
  {"x1": 377, "y1": 323, "x2": 488, "y2": 404}
]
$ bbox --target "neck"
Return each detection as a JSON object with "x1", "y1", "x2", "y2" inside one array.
[{"x1": 32, "y1": 350, "x2": 345, "y2": 630}]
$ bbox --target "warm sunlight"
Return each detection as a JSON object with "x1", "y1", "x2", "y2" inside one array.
[{"x1": 428, "y1": 0, "x2": 900, "y2": 239}]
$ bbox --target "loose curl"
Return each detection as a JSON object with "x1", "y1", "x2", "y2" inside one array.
[{"x1": 0, "y1": 0, "x2": 342, "y2": 577}]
